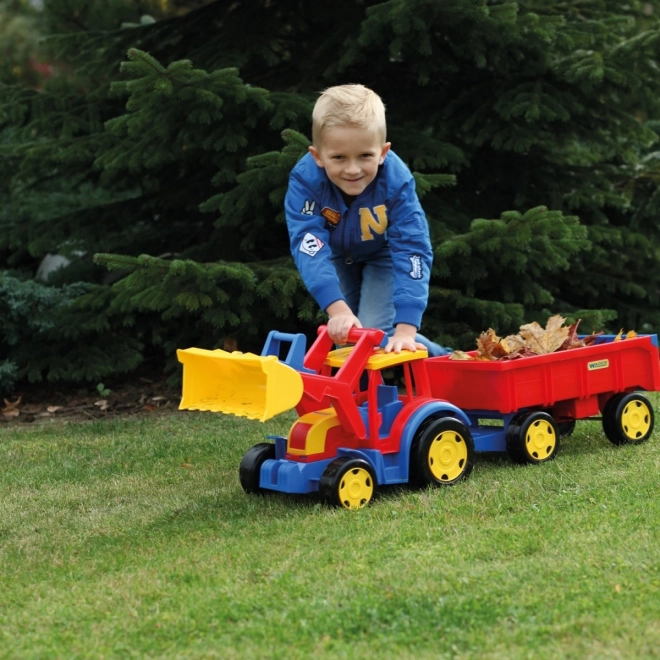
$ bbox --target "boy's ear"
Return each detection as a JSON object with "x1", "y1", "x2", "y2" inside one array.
[
  {"x1": 379, "y1": 142, "x2": 392, "y2": 165},
  {"x1": 309, "y1": 145, "x2": 324, "y2": 168}
]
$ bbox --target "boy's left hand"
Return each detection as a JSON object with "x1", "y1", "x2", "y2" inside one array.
[{"x1": 383, "y1": 323, "x2": 426, "y2": 354}]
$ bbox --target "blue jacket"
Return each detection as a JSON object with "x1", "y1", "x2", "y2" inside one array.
[{"x1": 284, "y1": 150, "x2": 433, "y2": 329}]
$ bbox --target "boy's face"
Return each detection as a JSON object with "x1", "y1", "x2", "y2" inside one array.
[{"x1": 309, "y1": 127, "x2": 391, "y2": 197}]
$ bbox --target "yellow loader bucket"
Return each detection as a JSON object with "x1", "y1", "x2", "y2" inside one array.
[{"x1": 177, "y1": 347, "x2": 304, "y2": 422}]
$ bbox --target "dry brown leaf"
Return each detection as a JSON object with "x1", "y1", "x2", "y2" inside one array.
[
  {"x1": 559, "y1": 320, "x2": 581, "y2": 350},
  {"x1": 2, "y1": 396, "x2": 21, "y2": 411},
  {"x1": 449, "y1": 350, "x2": 474, "y2": 361},
  {"x1": 560, "y1": 321, "x2": 602, "y2": 351},
  {"x1": 582, "y1": 333, "x2": 599, "y2": 346},
  {"x1": 519, "y1": 315, "x2": 570, "y2": 355},
  {"x1": 94, "y1": 399, "x2": 109, "y2": 411},
  {"x1": 476, "y1": 329, "x2": 506, "y2": 359},
  {"x1": 476, "y1": 328, "x2": 497, "y2": 353},
  {"x1": 500, "y1": 334, "x2": 527, "y2": 354},
  {"x1": 614, "y1": 329, "x2": 637, "y2": 342},
  {"x1": 473, "y1": 329, "x2": 534, "y2": 360},
  {"x1": 2, "y1": 396, "x2": 22, "y2": 419}
]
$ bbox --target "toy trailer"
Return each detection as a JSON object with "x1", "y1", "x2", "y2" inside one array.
[{"x1": 424, "y1": 334, "x2": 660, "y2": 462}]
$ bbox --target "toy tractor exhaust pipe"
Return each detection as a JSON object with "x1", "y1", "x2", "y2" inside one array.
[{"x1": 177, "y1": 332, "x2": 307, "y2": 422}]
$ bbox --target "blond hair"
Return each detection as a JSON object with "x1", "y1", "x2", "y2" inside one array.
[{"x1": 312, "y1": 84, "x2": 387, "y2": 146}]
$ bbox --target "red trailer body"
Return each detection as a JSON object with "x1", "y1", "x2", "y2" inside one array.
[{"x1": 425, "y1": 335, "x2": 660, "y2": 421}]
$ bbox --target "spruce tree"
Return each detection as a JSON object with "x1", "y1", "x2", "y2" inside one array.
[{"x1": 1, "y1": 0, "x2": 659, "y2": 393}]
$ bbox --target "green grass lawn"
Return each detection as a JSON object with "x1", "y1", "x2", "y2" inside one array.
[{"x1": 1, "y1": 397, "x2": 659, "y2": 659}]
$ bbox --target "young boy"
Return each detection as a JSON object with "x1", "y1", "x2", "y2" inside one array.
[{"x1": 284, "y1": 84, "x2": 447, "y2": 356}]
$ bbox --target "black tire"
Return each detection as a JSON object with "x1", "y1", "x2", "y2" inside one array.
[
  {"x1": 602, "y1": 394, "x2": 621, "y2": 442},
  {"x1": 556, "y1": 419, "x2": 576, "y2": 439},
  {"x1": 602, "y1": 393, "x2": 654, "y2": 446},
  {"x1": 506, "y1": 411, "x2": 560, "y2": 464},
  {"x1": 410, "y1": 417, "x2": 475, "y2": 487},
  {"x1": 319, "y1": 457, "x2": 377, "y2": 510},
  {"x1": 239, "y1": 443, "x2": 276, "y2": 493}
]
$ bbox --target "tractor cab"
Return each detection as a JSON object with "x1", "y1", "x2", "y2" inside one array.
[{"x1": 322, "y1": 345, "x2": 431, "y2": 441}]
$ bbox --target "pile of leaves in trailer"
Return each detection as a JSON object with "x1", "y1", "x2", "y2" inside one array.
[{"x1": 450, "y1": 315, "x2": 638, "y2": 361}]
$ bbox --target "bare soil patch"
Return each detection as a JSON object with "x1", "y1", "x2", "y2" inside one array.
[{"x1": 1, "y1": 373, "x2": 183, "y2": 425}]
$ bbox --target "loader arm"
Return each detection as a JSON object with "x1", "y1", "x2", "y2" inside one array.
[
  {"x1": 296, "y1": 326, "x2": 387, "y2": 439},
  {"x1": 177, "y1": 325, "x2": 386, "y2": 425}
]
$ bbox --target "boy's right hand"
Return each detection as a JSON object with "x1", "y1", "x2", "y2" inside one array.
[{"x1": 326, "y1": 301, "x2": 362, "y2": 345}]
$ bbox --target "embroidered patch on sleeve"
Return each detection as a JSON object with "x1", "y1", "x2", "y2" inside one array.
[
  {"x1": 321, "y1": 207, "x2": 341, "y2": 226},
  {"x1": 408, "y1": 255, "x2": 423, "y2": 279},
  {"x1": 300, "y1": 232, "x2": 325, "y2": 257},
  {"x1": 301, "y1": 200, "x2": 316, "y2": 215}
]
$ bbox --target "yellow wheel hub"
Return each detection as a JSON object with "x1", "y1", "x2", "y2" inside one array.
[
  {"x1": 428, "y1": 431, "x2": 468, "y2": 482},
  {"x1": 621, "y1": 399, "x2": 652, "y2": 440},
  {"x1": 338, "y1": 468, "x2": 374, "y2": 510},
  {"x1": 525, "y1": 419, "x2": 556, "y2": 460}
]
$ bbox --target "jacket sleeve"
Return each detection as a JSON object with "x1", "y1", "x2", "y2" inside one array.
[
  {"x1": 284, "y1": 168, "x2": 345, "y2": 313},
  {"x1": 385, "y1": 176, "x2": 433, "y2": 329}
]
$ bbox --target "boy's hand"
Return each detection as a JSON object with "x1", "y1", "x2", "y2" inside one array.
[
  {"x1": 326, "y1": 301, "x2": 362, "y2": 345},
  {"x1": 384, "y1": 323, "x2": 426, "y2": 354},
  {"x1": 327, "y1": 313, "x2": 362, "y2": 344}
]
